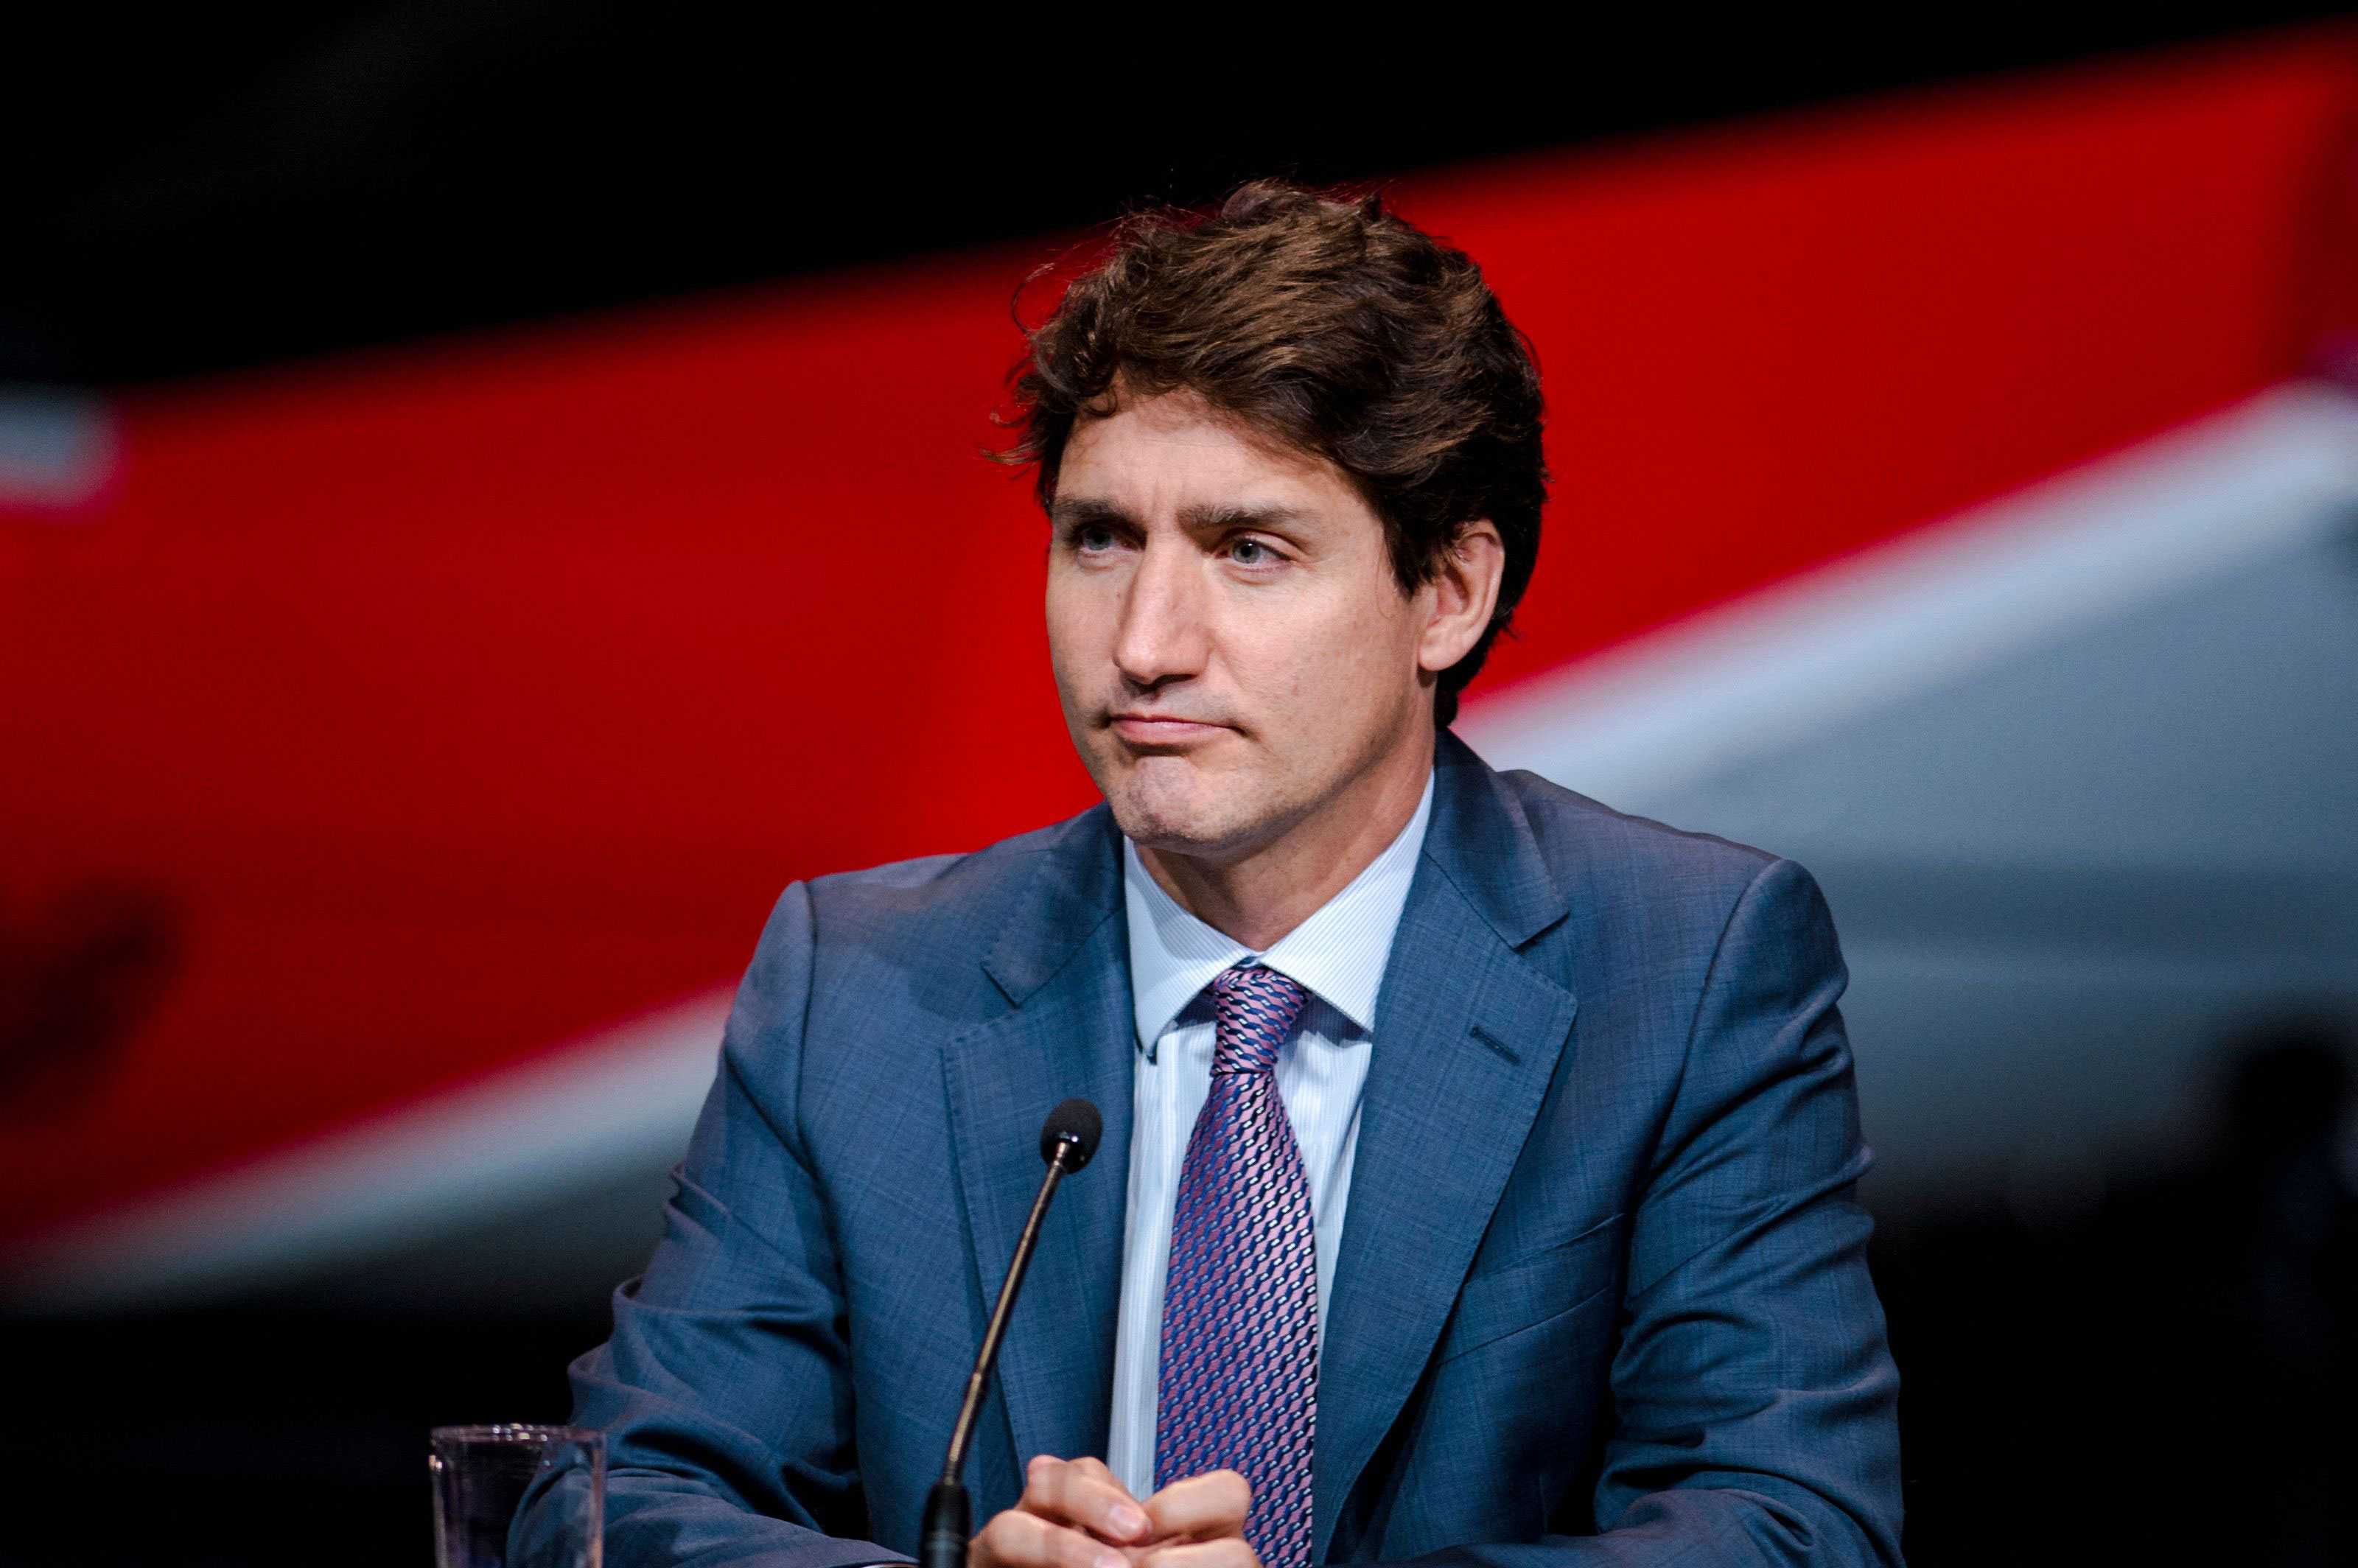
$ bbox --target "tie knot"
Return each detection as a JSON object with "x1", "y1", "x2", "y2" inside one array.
[{"x1": 1208, "y1": 964, "x2": 1306, "y2": 1075}]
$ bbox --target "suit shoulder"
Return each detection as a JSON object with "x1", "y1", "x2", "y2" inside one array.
[
  {"x1": 1495, "y1": 766, "x2": 1785, "y2": 906},
  {"x1": 797, "y1": 806, "x2": 1101, "y2": 946}
]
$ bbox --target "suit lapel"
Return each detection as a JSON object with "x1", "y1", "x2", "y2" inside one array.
[
  {"x1": 1312, "y1": 737, "x2": 1579, "y2": 1559},
  {"x1": 941, "y1": 808, "x2": 1137, "y2": 1478}
]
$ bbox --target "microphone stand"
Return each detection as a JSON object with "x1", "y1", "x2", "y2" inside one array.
[{"x1": 920, "y1": 1128, "x2": 1091, "y2": 1568}]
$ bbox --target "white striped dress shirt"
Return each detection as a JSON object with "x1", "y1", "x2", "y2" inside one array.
[{"x1": 1105, "y1": 771, "x2": 1435, "y2": 1502}]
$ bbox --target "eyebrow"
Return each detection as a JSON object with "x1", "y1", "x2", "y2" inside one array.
[
  {"x1": 1048, "y1": 497, "x2": 1132, "y2": 531},
  {"x1": 1047, "y1": 497, "x2": 1312, "y2": 533},
  {"x1": 1179, "y1": 502, "x2": 1311, "y2": 533}
]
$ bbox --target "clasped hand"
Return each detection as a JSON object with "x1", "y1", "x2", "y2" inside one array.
[{"x1": 972, "y1": 1456, "x2": 1260, "y2": 1568}]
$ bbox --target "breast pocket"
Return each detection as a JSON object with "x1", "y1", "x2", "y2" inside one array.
[{"x1": 1440, "y1": 1210, "x2": 1626, "y2": 1365}]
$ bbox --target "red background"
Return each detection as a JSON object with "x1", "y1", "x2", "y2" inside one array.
[{"x1": 3, "y1": 32, "x2": 2351, "y2": 1243}]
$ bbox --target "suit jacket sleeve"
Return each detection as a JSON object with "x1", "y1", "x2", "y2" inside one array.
[
  {"x1": 1411, "y1": 857, "x2": 1903, "y2": 1567},
  {"x1": 567, "y1": 883, "x2": 905, "y2": 1568}
]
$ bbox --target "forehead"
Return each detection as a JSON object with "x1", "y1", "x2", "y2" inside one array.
[{"x1": 1054, "y1": 390, "x2": 1360, "y2": 517}]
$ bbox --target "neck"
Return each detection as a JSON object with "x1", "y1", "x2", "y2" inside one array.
[{"x1": 1138, "y1": 729, "x2": 1435, "y2": 951}]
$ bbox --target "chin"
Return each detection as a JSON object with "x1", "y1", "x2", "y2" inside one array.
[
  {"x1": 1106, "y1": 791, "x2": 1225, "y2": 856},
  {"x1": 1105, "y1": 769, "x2": 1244, "y2": 855},
  {"x1": 1105, "y1": 757, "x2": 1304, "y2": 862}
]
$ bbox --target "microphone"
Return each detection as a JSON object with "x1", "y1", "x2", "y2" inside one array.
[{"x1": 920, "y1": 1099, "x2": 1104, "y2": 1568}]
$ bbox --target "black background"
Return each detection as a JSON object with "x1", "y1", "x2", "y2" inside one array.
[{"x1": 7, "y1": 7, "x2": 2351, "y2": 385}]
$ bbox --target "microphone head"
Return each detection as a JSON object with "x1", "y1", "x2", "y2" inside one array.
[{"x1": 1040, "y1": 1099, "x2": 1103, "y2": 1172}]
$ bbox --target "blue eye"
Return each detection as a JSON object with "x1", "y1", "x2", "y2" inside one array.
[
  {"x1": 1076, "y1": 525, "x2": 1116, "y2": 553},
  {"x1": 1232, "y1": 539, "x2": 1268, "y2": 564}
]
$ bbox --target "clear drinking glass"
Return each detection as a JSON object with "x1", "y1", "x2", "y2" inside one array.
[{"x1": 430, "y1": 1424, "x2": 605, "y2": 1568}]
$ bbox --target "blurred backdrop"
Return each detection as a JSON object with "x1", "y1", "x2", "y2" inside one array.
[{"x1": 6, "y1": 10, "x2": 2358, "y2": 1567}]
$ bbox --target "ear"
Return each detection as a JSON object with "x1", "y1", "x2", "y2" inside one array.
[{"x1": 1416, "y1": 519, "x2": 1506, "y2": 674}]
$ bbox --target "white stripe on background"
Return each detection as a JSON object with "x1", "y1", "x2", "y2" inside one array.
[
  {"x1": 0, "y1": 388, "x2": 119, "y2": 509},
  {"x1": 0, "y1": 984, "x2": 732, "y2": 1312},
  {"x1": 15, "y1": 381, "x2": 2356, "y2": 1315},
  {"x1": 1458, "y1": 382, "x2": 2358, "y2": 802}
]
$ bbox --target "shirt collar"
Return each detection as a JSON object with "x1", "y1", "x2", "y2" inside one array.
[{"x1": 1123, "y1": 769, "x2": 1435, "y2": 1049}]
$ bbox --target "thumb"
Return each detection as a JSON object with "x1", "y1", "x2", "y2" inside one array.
[{"x1": 1142, "y1": 1469, "x2": 1252, "y2": 1541}]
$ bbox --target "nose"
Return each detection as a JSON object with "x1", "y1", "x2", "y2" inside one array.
[{"x1": 1112, "y1": 534, "x2": 1209, "y2": 693}]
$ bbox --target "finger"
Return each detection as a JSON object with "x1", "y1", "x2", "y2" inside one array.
[
  {"x1": 1136, "y1": 1538, "x2": 1263, "y2": 1568},
  {"x1": 974, "y1": 1508, "x2": 1132, "y2": 1568},
  {"x1": 1143, "y1": 1469, "x2": 1252, "y2": 1542},
  {"x1": 1066, "y1": 1456, "x2": 1128, "y2": 1492},
  {"x1": 1022, "y1": 1455, "x2": 1148, "y2": 1542},
  {"x1": 1022, "y1": 1455, "x2": 1150, "y2": 1544}
]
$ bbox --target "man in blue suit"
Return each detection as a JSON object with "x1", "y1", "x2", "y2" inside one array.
[{"x1": 567, "y1": 182, "x2": 1903, "y2": 1568}]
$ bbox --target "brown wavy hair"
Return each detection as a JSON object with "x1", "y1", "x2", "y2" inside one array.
[{"x1": 1001, "y1": 180, "x2": 1548, "y2": 727}]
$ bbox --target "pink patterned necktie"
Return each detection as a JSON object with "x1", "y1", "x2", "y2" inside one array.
[{"x1": 1155, "y1": 962, "x2": 1317, "y2": 1568}]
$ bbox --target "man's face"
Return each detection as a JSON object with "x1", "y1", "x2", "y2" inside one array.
[{"x1": 1045, "y1": 389, "x2": 1438, "y2": 863}]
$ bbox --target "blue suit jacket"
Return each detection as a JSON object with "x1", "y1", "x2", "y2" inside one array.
[{"x1": 570, "y1": 735, "x2": 1903, "y2": 1567}]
